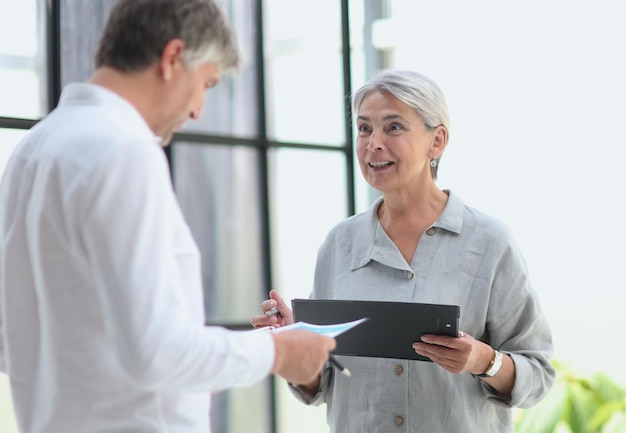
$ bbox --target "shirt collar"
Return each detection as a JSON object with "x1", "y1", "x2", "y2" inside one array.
[
  {"x1": 349, "y1": 190, "x2": 465, "y2": 271},
  {"x1": 58, "y1": 83, "x2": 162, "y2": 146}
]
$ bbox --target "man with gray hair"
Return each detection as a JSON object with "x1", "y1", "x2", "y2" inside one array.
[{"x1": 0, "y1": 1, "x2": 335, "y2": 432}]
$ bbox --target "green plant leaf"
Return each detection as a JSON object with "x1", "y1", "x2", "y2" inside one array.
[
  {"x1": 589, "y1": 401, "x2": 626, "y2": 431},
  {"x1": 515, "y1": 361, "x2": 626, "y2": 433},
  {"x1": 568, "y1": 380, "x2": 598, "y2": 433},
  {"x1": 554, "y1": 420, "x2": 575, "y2": 433},
  {"x1": 602, "y1": 412, "x2": 626, "y2": 433},
  {"x1": 515, "y1": 378, "x2": 569, "y2": 433},
  {"x1": 592, "y1": 373, "x2": 626, "y2": 403}
]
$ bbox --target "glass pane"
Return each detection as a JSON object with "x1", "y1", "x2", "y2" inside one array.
[
  {"x1": 211, "y1": 381, "x2": 271, "y2": 433},
  {"x1": 0, "y1": 373, "x2": 19, "y2": 433},
  {"x1": 180, "y1": 1, "x2": 259, "y2": 138},
  {"x1": 60, "y1": 0, "x2": 117, "y2": 85},
  {"x1": 172, "y1": 142, "x2": 265, "y2": 324},
  {"x1": 269, "y1": 148, "x2": 347, "y2": 302},
  {"x1": 269, "y1": 148, "x2": 346, "y2": 433},
  {"x1": 0, "y1": 128, "x2": 27, "y2": 175},
  {"x1": 347, "y1": 0, "x2": 374, "y2": 214},
  {"x1": 276, "y1": 379, "x2": 328, "y2": 433},
  {"x1": 264, "y1": 0, "x2": 345, "y2": 146},
  {"x1": 0, "y1": 0, "x2": 46, "y2": 118},
  {"x1": 60, "y1": 0, "x2": 259, "y2": 138}
]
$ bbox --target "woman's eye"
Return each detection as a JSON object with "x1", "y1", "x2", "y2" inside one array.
[
  {"x1": 358, "y1": 125, "x2": 370, "y2": 133},
  {"x1": 389, "y1": 124, "x2": 402, "y2": 131}
]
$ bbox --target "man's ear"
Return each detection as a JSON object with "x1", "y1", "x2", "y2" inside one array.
[{"x1": 159, "y1": 39, "x2": 185, "y2": 80}]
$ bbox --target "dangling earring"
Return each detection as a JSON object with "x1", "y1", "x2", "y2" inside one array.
[{"x1": 430, "y1": 159, "x2": 438, "y2": 168}]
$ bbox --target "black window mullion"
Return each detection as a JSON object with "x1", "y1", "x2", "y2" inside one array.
[
  {"x1": 253, "y1": 1, "x2": 277, "y2": 433},
  {"x1": 341, "y1": 0, "x2": 356, "y2": 217},
  {"x1": 46, "y1": 0, "x2": 62, "y2": 113}
]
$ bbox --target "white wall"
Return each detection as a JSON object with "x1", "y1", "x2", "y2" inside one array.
[{"x1": 371, "y1": 0, "x2": 626, "y2": 385}]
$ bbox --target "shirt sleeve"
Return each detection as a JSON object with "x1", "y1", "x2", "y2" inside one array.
[
  {"x1": 79, "y1": 140, "x2": 274, "y2": 392},
  {"x1": 288, "y1": 363, "x2": 333, "y2": 405},
  {"x1": 481, "y1": 235, "x2": 555, "y2": 408},
  {"x1": 0, "y1": 193, "x2": 7, "y2": 374},
  {"x1": 0, "y1": 288, "x2": 5, "y2": 374}
]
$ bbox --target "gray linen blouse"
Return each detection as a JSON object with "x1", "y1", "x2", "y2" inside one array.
[{"x1": 290, "y1": 191, "x2": 554, "y2": 433}]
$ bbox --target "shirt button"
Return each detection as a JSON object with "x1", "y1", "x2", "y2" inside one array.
[
  {"x1": 394, "y1": 416, "x2": 404, "y2": 426},
  {"x1": 394, "y1": 365, "x2": 404, "y2": 375},
  {"x1": 426, "y1": 227, "x2": 436, "y2": 236},
  {"x1": 407, "y1": 271, "x2": 414, "y2": 279}
]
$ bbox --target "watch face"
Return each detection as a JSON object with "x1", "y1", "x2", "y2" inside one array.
[{"x1": 486, "y1": 350, "x2": 503, "y2": 376}]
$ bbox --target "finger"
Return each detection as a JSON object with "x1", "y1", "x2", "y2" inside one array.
[
  {"x1": 270, "y1": 290, "x2": 290, "y2": 310},
  {"x1": 325, "y1": 335, "x2": 337, "y2": 351},
  {"x1": 435, "y1": 357, "x2": 466, "y2": 374},
  {"x1": 262, "y1": 298, "x2": 276, "y2": 311},
  {"x1": 269, "y1": 291, "x2": 295, "y2": 320},
  {"x1": 421, "y1": 334, "x2": 465, "y2": 349},
  {"x1": 414, "y1": 342, "x2": 460, "y2": 363},
  {"x1": 250, "y1": 315, "x2": 270, "y2": 327},
  {"x1": 269, "y1": 290, "x2": 284, "y2": 304}
]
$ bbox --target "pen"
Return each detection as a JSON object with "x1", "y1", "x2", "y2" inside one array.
[
  {"x1": 329, "y1": 355, "x2": 351, "y2": 377},
  {"x1": 264, "y1": 306, "x2": 280, "y2": 317}
]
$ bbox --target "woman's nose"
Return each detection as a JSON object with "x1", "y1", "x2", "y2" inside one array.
[{"x1": 367, "y1": 132, "x2": 383, "y2": 151}]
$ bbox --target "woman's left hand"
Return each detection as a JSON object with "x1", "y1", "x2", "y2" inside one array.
[{"x1": 412, "y1": 331, "x2": 493, "y2": 375}]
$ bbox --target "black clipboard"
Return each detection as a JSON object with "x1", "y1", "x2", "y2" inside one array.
[{"x1": 292, "y1": 299, "x2": 460, "y2": 362}]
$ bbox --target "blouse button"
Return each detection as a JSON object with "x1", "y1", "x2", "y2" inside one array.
[
  {"x1": 426, "y1": 227, "x2": 436, "y2": 236},
  {"x1": 407, "y1": 271, "x2": 414, "y2": 279},
  {"x1": 394, "y1": 416, "x2": 404, "y2": 426},
  {"x1": 394, "y1": 365, "x2": 404, "y2": 375}
]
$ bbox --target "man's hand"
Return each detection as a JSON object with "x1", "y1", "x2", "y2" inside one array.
[{"x1": 271, "y1": 329, "x2": 336, "y2": 385}]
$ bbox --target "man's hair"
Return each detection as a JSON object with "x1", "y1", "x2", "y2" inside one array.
[{"x1": 95, "y1": 0, "x2": 240, "y2": 72}]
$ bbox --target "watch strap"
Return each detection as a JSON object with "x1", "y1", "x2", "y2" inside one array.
[{"x1": 474, "y1": 350, "x2": 503, "y2": 378}]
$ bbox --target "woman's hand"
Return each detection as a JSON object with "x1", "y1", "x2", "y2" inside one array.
[
  {"x1": 412, "y1": 331, "x2": 515, "y2": 398},
  {"x1": 412, "y1": 331, "x2": 491, "y2": 375},
  {"x1": 250, "y1": 289, "x2": 295, "y2": 329}
]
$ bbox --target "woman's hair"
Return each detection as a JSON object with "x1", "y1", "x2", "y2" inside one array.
[
  {"x1": 352, "y1": 70, "x2": 450, "y2": 179},
  {"x1": 95, "y1": 0, "x2": 240, "y2": 73}
]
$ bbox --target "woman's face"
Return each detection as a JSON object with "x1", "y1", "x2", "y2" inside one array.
[{"x1": 355, "y1": 90, "x2": 439, "y2": 194}]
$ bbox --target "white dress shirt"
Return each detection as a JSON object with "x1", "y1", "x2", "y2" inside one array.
[{"x1": 0, "y1": 83, "x2": 274, "y2": 433}]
